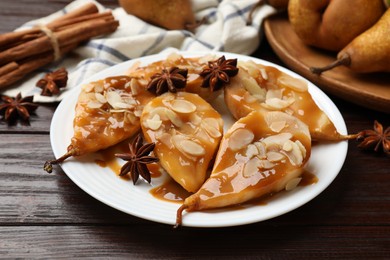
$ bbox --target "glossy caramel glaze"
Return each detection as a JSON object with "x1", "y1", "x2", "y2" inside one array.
[
  {"x1": 141, "y1": 92, "x2": 223, "y2": 192},
  {"x1": 224, "y1": 61, "x2": 344, "y2": 141},
  {"x1": 71, "y1": 76, "x2": 154, "y2": 156},
  {"x1": 181, "y1": 110, "x2": 311, "y2": 212}
]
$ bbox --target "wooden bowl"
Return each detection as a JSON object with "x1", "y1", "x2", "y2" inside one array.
[{"x1": 264, "y1": 13, "x2": 390, "y2": 114}]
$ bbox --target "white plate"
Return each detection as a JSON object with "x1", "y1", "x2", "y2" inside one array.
[{"x1": 50, "y1": 51, "x2": 348, "y2": 228}]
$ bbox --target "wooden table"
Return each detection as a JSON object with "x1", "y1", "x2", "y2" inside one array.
[{"x1": 1, "y1": 1, "x2": 389, "y2": 258}]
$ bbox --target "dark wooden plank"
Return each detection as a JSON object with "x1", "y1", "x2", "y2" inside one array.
[{"x1": 0, "y1": 225, "x2": 388, "y2": 259}]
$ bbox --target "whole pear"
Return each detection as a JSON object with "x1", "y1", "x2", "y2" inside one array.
[
  {"x1": 119, "y1": 0, "x2": 196, "y2": 30},
  {"x1": 288, "y1": 0, "x2": 386, "y2": 51},
  {"x1": 311, "y1": 9, "x2": 390, "y2": 74}
]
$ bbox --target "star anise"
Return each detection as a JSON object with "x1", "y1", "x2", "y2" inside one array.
[
  {"x1": 356, "y1": 120, "x2": 390, "y2": 155},
  {"x1": 115, "y1": 134, "x2": 159, "y2": 185},
  {"x1": 147, "y1": 67, "x2": 188, "y2": 95},
  {"x1": 0, "y1": 92, "x2": 38, "y2": 124},
  {"x1": 200, "y1": 55, "x2": 239, "y2": 92},
  {"x1": 36, "y1": 67, "x2": 68, "y2": 96}
]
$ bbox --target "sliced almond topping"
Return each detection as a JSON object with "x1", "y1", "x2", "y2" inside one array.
[
  {"x1": 265, "y1": 97, "x2": 294, "y2": 110},
  {"x1": 254, "y1": 141, "x2": 267, "y2": 159},
  {"x1": 243, "y1": 75, "x2": 266, "y2": 99},
  {"x1": 238, "y1": 60, "x2": 260, "y2": 78},
  {"x1": 150, "y1": 107, "x2": 169, "y2": 121},
  {"x1": 95, "y1": 93, "x2": 106, "y2": 104},
  {"x1": 106, "y1": 91, "x2": 123, "y2": 108},
  {"x1": 180, "y1": 139, "x2": 206, "y2": 156},
  {"x1": 165, "y1": 108, "x2": 183, "y2": 127},
  {"x1": 228, "y1": 128, "x2": 254, "y2": 151},
  {"x1": 295, "y1": 140, "x2": 307, "y2": 159},
  {"x1": 170, "y1": 99, "x2": 197, "y2": 114},
  {"x1": 285, "y1": 177, "x2": 302, "y2": 191},
  {"x1": 146, "y1": 114, "x2": 162, "y2": 130},
  {"x1": 243, "y1": 92, "x2": 258, "y2": 103},
  {"x1": 280, "y1": 141, "x2": 303, "y2": 166},
  {"x1": 245, "y1": 144, "x2": 259, "y2": 158},
  {"x1": 259, "y1": 68, "x2": 268, "y2": 80},
  {"x1": 82, "y1": 83, "x2": 94, "y2": 92},
  {"x1": 134, "y1": 109, "x2": 143, "y2": 118},
  {"x1": 282, "y1": 140, "x2": 293, "y2": 152},
  {"x1": 262, "y1": 133, "x2": 293, "y2": 148},
  {"x1": 87, "y1": 101, "x2": 103, "y2": 109},
  {"x1": 190, "y1": 113, "x2": 202, "y2": 126},
  {"x1": 201, "y1": 118, "x2": 222, "y2": 138},
  {"x1": 266, "y1": 89, "x2": 282, "y2": 100},
  {"x1": 266, "y1": 151, "x2": 285, "y2": 162},
  {"x1": 243, "y1": 157, "x2": 260, "y2": 177},
  {"x1": 129, "y1": 79, "x2": 140, "y2": 95},
  {"x1": 277, "y1": 75, "x2": 308, "y2": 92},
  {"x1": 258, "y1": 159, "x2": 275, "y2": 169},
  {"x1": 94, "y1": 83, "x2": 104, "y2": 93},
  {"x1": 270, "y1": 120, "x2": 286, "y2": 133}
]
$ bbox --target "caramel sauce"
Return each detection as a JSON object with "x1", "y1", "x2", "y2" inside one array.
[
  {"x1": 299, "y1": 170, "x2": 319, "y2": 186},
  {"x1": 141, "y1": 92, "x2": 223, "y2": 193},
  {"x1": 150, "y1": 178, "x2": 192, "y2": 203},
  {"x1": 95, "y1": 138, "x2": 162, "y2": 181}
]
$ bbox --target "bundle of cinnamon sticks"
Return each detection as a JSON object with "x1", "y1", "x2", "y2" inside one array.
[{"x1": 0, "y1": 3, "x2": 119, "y2": 89}]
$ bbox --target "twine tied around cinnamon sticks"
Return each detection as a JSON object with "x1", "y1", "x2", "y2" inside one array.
[{"x1": 0, "y1": 3, "x2": 119, "y2": 89}]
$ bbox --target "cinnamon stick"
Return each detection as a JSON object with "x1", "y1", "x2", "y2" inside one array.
[
  {"x1": 0, "y1": 19, "x2": 119, "y2": 66},
  {"x1": 0, "y1": 62, "x2": 18, "y2": 77},
  {"x1": 0, "y1": 43, "x2": 77, "y2": 88},
  {"x1": 0, "y1": 2, "x2": 119, "y2": 88},
  {"x1": 0, "y1": 3, "x2": 99, "y2": 49}
]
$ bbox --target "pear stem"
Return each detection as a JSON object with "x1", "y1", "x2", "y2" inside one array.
[
  {"x1": 174, "y1": 204, "x2": 188, "y2": 229},
  {"x1": 44, "y1": 149, "x2": 76, "y2": 173},
  {"x1": 310, "y1": 53, "x2": 351, "y2": 75}
]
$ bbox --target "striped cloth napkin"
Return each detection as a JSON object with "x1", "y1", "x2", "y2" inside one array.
[{"x1": 2, "y1": 0, "x2": 275, "y2": 102}]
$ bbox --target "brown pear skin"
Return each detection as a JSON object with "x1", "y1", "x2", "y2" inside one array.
[
  {"x1": 311, "y1": 9, "x2": 390, "y2": 74},
  {"x1": 288, "y1": 0, "x2": 386, "y2": 51},
  {"x1": 119, "y1": 0, "x2": 196, "y2": 30}
]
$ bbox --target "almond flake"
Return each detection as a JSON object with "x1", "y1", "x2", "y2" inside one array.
[
  {"x1": 165, "y1": 108, "x2": 183, "y2": 127},
  {"x1": 170, "y1": 99, "x2": 196, "y2": 114},
  {"x1": 277, "y1": 75, "x2": 308, "y2": 92},
  {"x1": 266, "y1": 151, "x2": 285, "y2": 162},
  {"x1": 245, "y1": 144, "x2": 259, "y2": 158},
  {"x1": 254, "y1": 142, "x2": 267, "y2": 159},
  {"x1": 95, "y1": 93, "x2": 106, "y2": 104},
  {"x1": 243, "y1": 157, "x2": 260, "y2": 177},
  {"x1": 228, "y1": 128, "x2": 254, "y2": 151},
  {"x1": 259, "y1": 68, "x2": 268, "y2": 80},
  {"x1": 270, "y1": 120, "x2": 286, "y2": 133},
  {"x1": 180, "y1": 139, "x2": 205, "y2": 156},
  {"x1": 87, "y1": 101, "x2": 103, "y2": 109},
  {"x1": 106, "y1": 91, "x2": 123, "y2": 108},
  {"x1": 280, "y1": 141, "x2": 303, "y2": 166},
  {"x1": 146, "y1": 114, "x2": 162, "y2": 130}
]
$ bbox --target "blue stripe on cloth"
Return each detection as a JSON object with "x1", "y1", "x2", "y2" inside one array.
[
  {"x1": 224, "y1": 3, "x2": 253, "y2": 23},
  {"x1": 86, "y1": 42, "x2": 130, "y2": 62},
  {"x1": 74, "y1": 58, "x2": 117, "y2": 85},
  {"x1": 141, "y1": 32, "x2": 166, "y2": 56}
]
